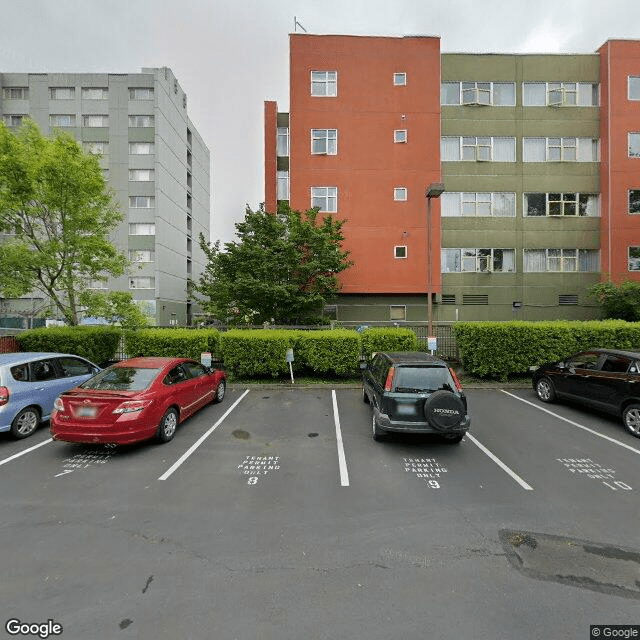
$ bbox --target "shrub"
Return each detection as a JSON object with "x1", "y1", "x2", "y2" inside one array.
[
  {"x1": 220, "y1": 329, "x2": 301, "y2": 378},
  {"x1": 124, "y1": 328, "x2": 220, "y2": 360},
  {"x1": 15, "y1": 326, "x2": 122, "y2": 365},
  {"x1": 454, "y1": 320, "x2": 640, "y2": 379},
  {"x1": 295, "y1": 330, "x2": 361, "y2": 375},
  {"x1": 360, "y1": 327, "x2": 418, "y2": 359}
]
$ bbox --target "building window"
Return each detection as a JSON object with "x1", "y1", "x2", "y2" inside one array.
[
  {"x1": 629, "y1": 77, "x2": 640, "y2": 101},
  {"x1": 129, "y1": 250, "x2": 155, "y2": 263},
  {"x1": 129, "y1": 142, "x2": 155, "y2": 154},
  {"x1": 523, "y1": 249, "x2": 599, "y2": 272},
  {"x1": 83, "y1": 142, "x2": 108, "y2": 155},
  {"x1": 129, "y1": 196, "x2": 155, "y2": 209},
  {"x1": 3, "y1": 87, "x2": 28, "y2": 99},
  {"x1": 311, "y1": 71, "x2": 337, "y2": 97},
  {"x1": 82, "y1": 114, "x2": 109, "y2": 127},
  {"x1": 49, "y1": 114, "x2": 76, "y2": 127},
  {"x1": 629, "y1": 190, "x2": 640, "y2": 214},
  {"x1": 277, "y1": 170, "x2": 289, "y2": 200},
  {"x1": 128, "y1": 222, "x2": 155, "y2": 235},
  {"x1": 311, "y1": 129, "x2": 337, "y2": 155},
  {"x1": 441, "y1": 82, "x2": 515, "y2": 106},
  {"x1": 87, "y1": 279, "x2": 108, "y2": 290},
  {"x1": 523, "y1": 137, "x2": 599, "y2": 162},
  {"x1": 394, "y1": 129, "x2": 407, "y2": 143},
  {"x1": 394, "y1": 187, "x2": 407, "y2": 201},
  {"x1": 393, "y1": 73, "x2": 407, "y2": 86},
  {"x1": 129, "y1": 87, "x2": 154, "y2": 100},
  {"x1": 442, "y1": 249, "x2": 515, "y2": 273},
  {"x1": 3, "y1": 115, "x2": 24, "y2": 127},
  {"x1": 49, "y1": 87, "x2": 75, "y2": 100},
  {"x1": 82, "y1": 87, "x2": 108, "y2": 99},
  {"x1": 129, "y1": 276, "x2": 155, "y2": 289},
  {"x1": 390, "y1": 305, "x2": 406, "y2": 320},
  {"x1": 129, "y1": 169, "x2": 154, "y2": 182},
  {"x1": 277, "y1": 127, "x2": 289, "y2": 156},
  {"x1": 441, "y1": 192, "x2": 516, "y2": 217},
  {"x1": 629, "y1": 247, "x2": 640, "y2": 271},
  {"x1": 128, "y1": 115, "x2": 154, "y2": 127},
  {"x1": 441, "y1": 136, "x2": 516, "y2": 162},
  {"x1": 524, "y1": 193, "x2": 599, "y2": 216},
  {"x1": 311, "y1": 187, "x2": 337, "y2": 212},
  {"x1": 394, "y1": 246, "x2": 407, "y2": 259},
  {"x1": 629, "y1": 133, "x2": 640, "y2": 158},
  {"x1": 523, "y1": 82, "x2": 599, "y2": 106}
]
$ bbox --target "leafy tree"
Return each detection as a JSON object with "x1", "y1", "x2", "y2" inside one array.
[
  {"x1": 79, "y1": 291, "x2": 148, "y2": 329},
  {"x1": 587, "y1": 280, "x2": 640, "y2": 321},
  {"x1": 189, "y1": 203, "x2": 353, "y2": 325},
  {"x1": 0, "y1": 120, "x2": 131, "y2": 325}
]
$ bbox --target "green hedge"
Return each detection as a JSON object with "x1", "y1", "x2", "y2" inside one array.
[
  {"x1": 15, "y1": 326, "x2": 122, "y2": 365},
  {"x1": 360, "y1": 327, "x2": 418, "y2": 359},
  {"x1": 454, "y1": 320, "x2": 640, "y2": 379},
  {"x1": 220, "y1": 329, "x2": 302, "y2": 378},
  {"x1": 295, "y1": 330, "x2": 361, "y2": 376},
  {"x1": 124, "y1": 328, "x2": 220, "y2": 360}
]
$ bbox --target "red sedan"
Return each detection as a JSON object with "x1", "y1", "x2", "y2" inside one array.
[{"x1": 50, "y1": 357, "x2": 227, "y2": 445}]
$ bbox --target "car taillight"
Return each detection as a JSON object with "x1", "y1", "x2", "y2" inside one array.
[
  {"x1": 449, "y1": 368, "x2": 463, "y2": 392},
  {"x1": 113, "y1": 400, "x2": 153, "y2": 414},
  {"x1": 53, "y1": 396, "x2": 65, "y2": 412},
  {"x1": 384, "y1": 367, "x2": 395, "y2": 392},
  {"x1": 0, "y1": 387, "x2": 8, "y2": 406}
]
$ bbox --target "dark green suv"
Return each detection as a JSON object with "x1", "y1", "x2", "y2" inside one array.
[{"x1": 362, "y1": 352, "x2": 470, "y2": 443}]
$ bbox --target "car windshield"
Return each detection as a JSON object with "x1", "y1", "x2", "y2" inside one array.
[
  {"x1": 80, "y1": 367, "x2": 161, "y2": 391},
  {"x1": 393, "y1": 366, "x2": 453, "y2": 393}
]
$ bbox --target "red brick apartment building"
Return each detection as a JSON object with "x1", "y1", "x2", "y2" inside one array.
[{"x1": 265, "y1": 34, "x2": 640, "y2": 323}]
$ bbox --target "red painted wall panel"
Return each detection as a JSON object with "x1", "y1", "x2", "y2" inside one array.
[{"x1": 288, "y1": 34, "x2": 442, "y2": 294}]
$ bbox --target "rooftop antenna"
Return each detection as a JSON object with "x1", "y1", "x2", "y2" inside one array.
[{"x1": 294, "y1": 16, "x2": 307, "y2": 32}]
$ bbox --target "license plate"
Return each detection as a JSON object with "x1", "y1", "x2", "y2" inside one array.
[{"x1": 77, "y1": 406, "x2": 97, "y2": 418}]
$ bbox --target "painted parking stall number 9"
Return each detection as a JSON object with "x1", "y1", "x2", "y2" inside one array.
[{"x1": 403, "y1": 458, "x2": 448, "y2": 488}]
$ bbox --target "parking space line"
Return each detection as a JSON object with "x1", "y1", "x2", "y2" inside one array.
[
  {"x1": 466, "y1": 433, "x2": 534, "y2": 491},
  {"x1": 501, "y1": 390, "x2": 640, "y2": 456},
  {"x1": 331, "y1": 390, "x2": 350, "y2": 487},
  {"x1": 0, "y1": 438, "x2": 52, "y2": 468},
  {"x1": 158, "y1": 389, "x2": 250, "y2": 481}
]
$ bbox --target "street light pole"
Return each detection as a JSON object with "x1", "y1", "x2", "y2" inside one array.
[{"x1": 425, "y1": 183, "x2": 445, "y2": 348}]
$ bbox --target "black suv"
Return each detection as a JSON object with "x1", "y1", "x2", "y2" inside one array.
[
  {"x1": 362, "y1": 352, "x2": 470, "y2": 443},
  {"x1": 532, "y1": 348, "x2": 640, "y2": 437}
]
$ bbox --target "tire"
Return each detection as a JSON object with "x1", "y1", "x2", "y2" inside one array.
[
  {"x1": 362, "y1": 386, "x2": 370, "y2": 404},
  {"x1": 156, "y1": 408, "x2": 178, "y2": 443},
  {"x1": 423, "y1": 391, "x2": 466, "y2": 431},
  {"x1": 213, "y1": 379, "x2": 226, "y2": 404},
  {"x1": 372, "y1": 409, "x2": 386, "y2": 442},
  {"x1": 535, "y1": 377, "x2": 556, "y2": 403},
  {"x1": 10, "y1": 407, "x2": 40, "y2": 439},
  {"x1": 622, "y1": 404, "x2": 640, "y2": 438}
]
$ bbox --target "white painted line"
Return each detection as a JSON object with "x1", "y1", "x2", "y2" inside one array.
[
  {"x1": 331, "y1": 390, "x2": 350, "y2": 487},
  {"x1": 466, "y1": 433, "x2": 534, "y2": 491},
  {"x1": 0, "y1": 437, "x2": 52, "y2": 468},
  {"x1": 158, "y1": 389, "x2": 250, "y2": 481},
  {"x1": 501, "y1": 390, "x2": 640, "y2": 456}
]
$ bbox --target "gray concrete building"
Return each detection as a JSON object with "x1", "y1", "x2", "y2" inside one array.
[{"x1": 1, "y1": 67, "x2": 209, "y2": 326}]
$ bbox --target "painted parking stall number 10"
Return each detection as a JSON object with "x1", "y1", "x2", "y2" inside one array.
[{"x1": 557, "y1": 458, "x2": 632, "y2": 491}]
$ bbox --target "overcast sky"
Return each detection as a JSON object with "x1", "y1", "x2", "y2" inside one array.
[{"x1": 3, "y1": 0, "x2": 640, "y2": 244}]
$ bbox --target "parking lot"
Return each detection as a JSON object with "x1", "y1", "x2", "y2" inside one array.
[{"x1": 1, "y1": 385, "x2": 639, "y2": 640}]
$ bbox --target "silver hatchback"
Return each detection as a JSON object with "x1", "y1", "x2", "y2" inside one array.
[{"x1": 0, "y1": 353, "x2": 100, "y2": 439}]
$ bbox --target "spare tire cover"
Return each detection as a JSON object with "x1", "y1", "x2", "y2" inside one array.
[{"x1": 424, "y1": 390, "x2": 466, "y2": 431}]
